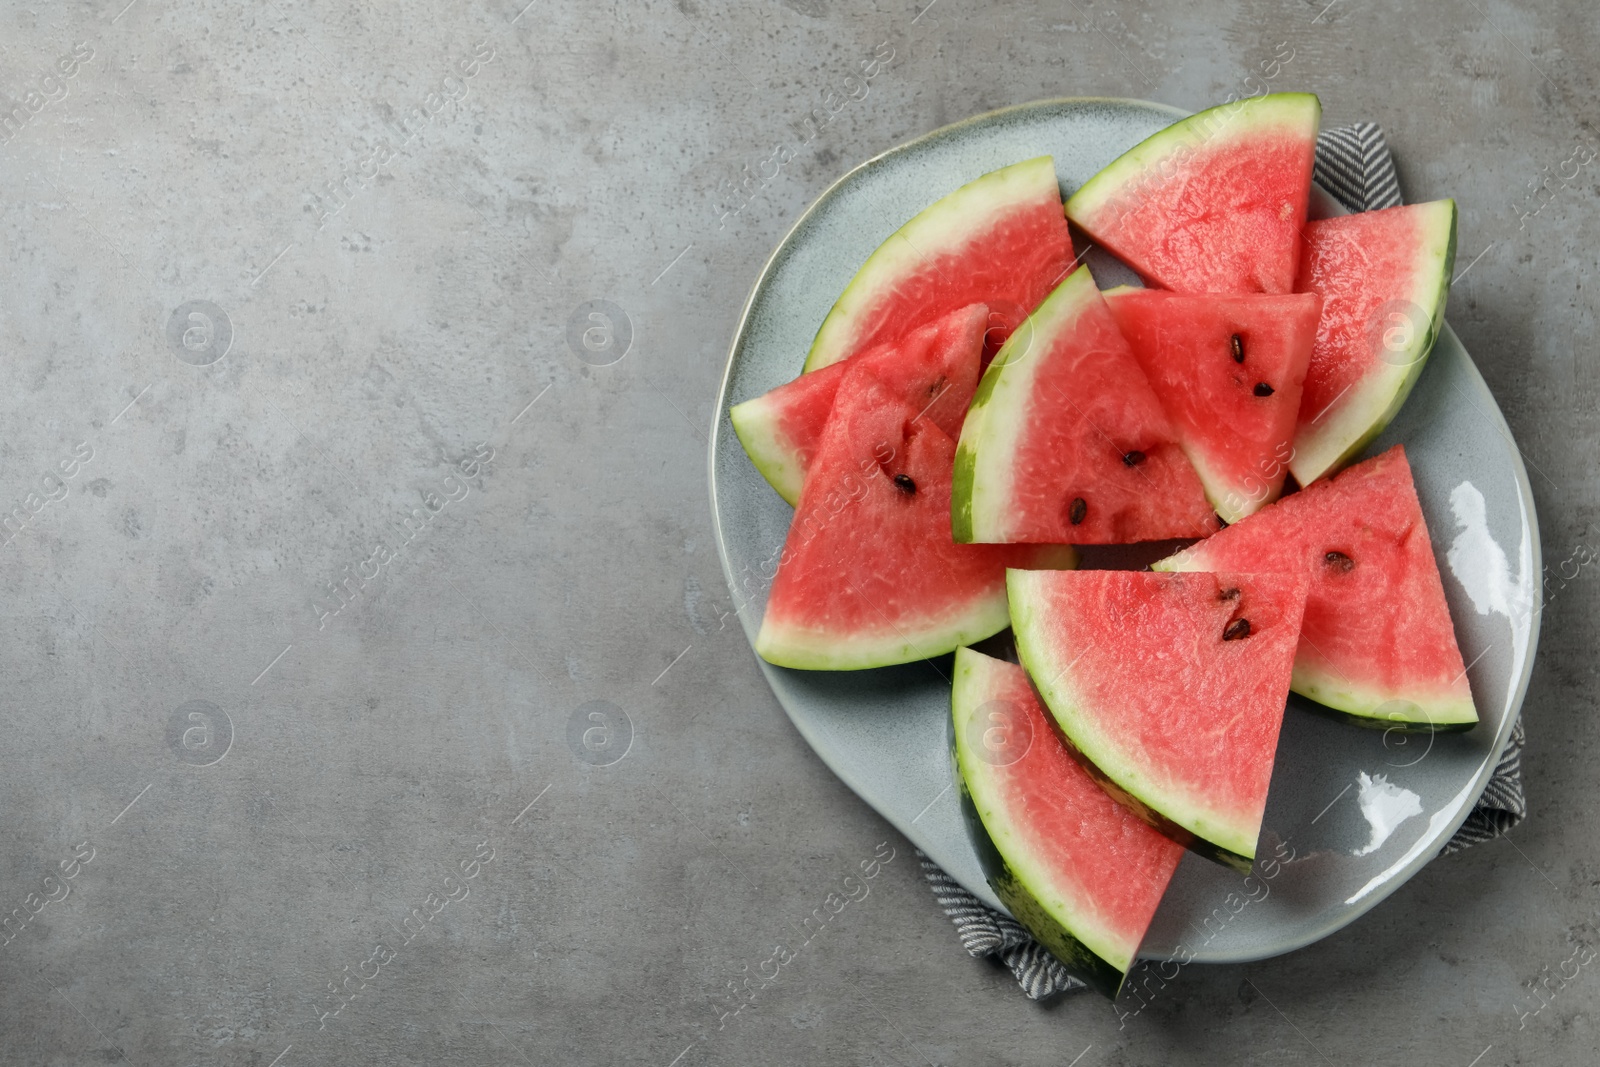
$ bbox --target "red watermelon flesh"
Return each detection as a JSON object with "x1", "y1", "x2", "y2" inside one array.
[
  {"x1": 756, "y1": 365, "x2": 1073, "y2": 670},
  {"x1": 1290, "y1": 200, "x2": 1457, "y2": 486},
  {"x1": 729, "y1": 304, "x2": 987, "y2": 506},
  {"x1": 951, "y1": 266, "x2": 1219, "y2": 545},
  {"x1": 1008, "y1": 568, "x2": 1308, "y2": 869},
  {"x1": 1066, "y1": 94, "x2": 1320, "y2": 294},
  {"x1": 805, "y1": 157, "x2": 1075, "y2": 372},
  {"x1": 951, "y1": 647, "x2": 1184, "y2": 996},
  {"x1": 1155, "y1": 445, "x2": 1476, "y2": 730},
  {"x1": 1105, "y1": 288, "x2": 1320, "y2": 522}
]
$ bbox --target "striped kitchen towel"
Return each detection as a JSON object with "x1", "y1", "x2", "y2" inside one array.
[{"x1": 923, "y1": 123, "x2": 1528, "y2": 1000}]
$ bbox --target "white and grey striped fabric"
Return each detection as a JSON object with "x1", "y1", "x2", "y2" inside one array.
[
  {"x1": 923, "y1": 123, "x2": 1528, "y2": 1000},
  {"x1": 1314, "y1": 121, "x2": 1404, "y2": 211}
]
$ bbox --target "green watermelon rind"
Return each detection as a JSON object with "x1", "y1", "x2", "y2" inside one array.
[
  {"x1": 949, "y1": 647, "x2": 1132, "y2": 995},
  {"x1": 1007, "y1": 568, "x2": 1260, "y2": 868},
  {"x1": 756, "y1": 592, "x2": 1012, "y2": 671},
  {"x1": 729, "y1": 393, "x2": 806, "y2": 506},
  {"x1": 1065, "y1": 93, "x2": 1322, "y2": 240},
  {"x1": 1291, "y1": 664, "x2": 1478, "y2": 733},
  {"x1": 1287, "y1": 657, "x2": 1478, "y2": 731},
  {"x1": 1188, "y1": 447, "x2": 1271, "y2": 526},
  {"x1": 951, "y1": 267, "x2": 1099, "y2": 544},
  {"x1": 1288, "y1": 199, "x2": 1459, "y2": 487},
  {"x1": 803, "y1": 156, "x2": 1063, "y2": 374},
  {"x1": 1152, "y1": 545, "x2": 1479, "y2": 730}
]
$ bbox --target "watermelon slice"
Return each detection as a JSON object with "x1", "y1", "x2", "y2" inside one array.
[
  {"x1": 1066, "y1": 93, "x2": 1320, "y2": 294},
  {"x1": 951, "y1": 647, "x2": 1184, "y2": 997},
  {"x1": 804, "y1": 156, "x2": 1076, "y2": 372},
  {"x1": 755, "y1": 365, "x2": 1075, "y2": 669},
  {"x1": 1290, "y1": 201, "x2": 1458, "y2": 486},
  {"x1": 951, "y1": 266, "x2": 1218, "y2": 544},
  {"x1": 1008, "y1": 568, "x2": 1308, "y2": 870},
  {"x1": 729, "y1": 305, "x2": 987, "y2": 505},
  {"x1": 1104, "y1": 287, "x2": 1321, "y2": 522},
  {"x1": 1155, "y1": 445, "x2": 1477, "y2": 730}
]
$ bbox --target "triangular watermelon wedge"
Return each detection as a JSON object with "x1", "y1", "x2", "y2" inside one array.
[
  {"x1": 1290, "y1": 200, "x2": 1457, "y2": 486},
  {"x1": 756, "y1": 365, "x2": 1075, "y2": 670},
  {"x1": 805, "y1": 156, "x2": 1075, "y2": 372},
  {"x1": 1009, "y1": 567, "x2": 1308, "y2": 871},
  {"x1": 1066, "y1": 93, "x2": 1320, "y2": 294},
  {"x1": 1155, "y1": 444, "x2": 1477, "y2": 730},
  {"x1": 729, "y1": 304, "x2": 988, "y2": 505},
  {"x1": 1104, "y1": 287, "x2": 1321, "y2": 522},
  {"x1": 952, "y1": 266, "x2": 1218, "y2": 544},
  {"x1": 952, "y1": 647, "x2": 1184, "y2": 998}
]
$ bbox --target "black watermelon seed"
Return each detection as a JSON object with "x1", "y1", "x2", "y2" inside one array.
[
  {"x1": 1218, "y1": 587, "x2": 1240, "y2": 601},
  {"x1": 1231, "y1": 334, "x2": 1245, "y2": 363},
  {"x1": 1068, "y1": 497, "x2": 1087, "y2": 525},
  {"x1": 893, "y1": 473, "x2": 917, "y2": 494},
  {"x1": 1223, "y1": 618, "x2": 1252, "y2": 641},
  {"x1": 1253, "y1": 382, "x2": 1275, "y2": 397},
  {"x1": 1122, "y1": 450, "x2": 1146, "y2": 467},
  {"x1": 927, "y1": 376, "x2": 947, "y2": 396},
  {"x1": 1324, "y1": 550, "x2": 1354, "y2": 573}
]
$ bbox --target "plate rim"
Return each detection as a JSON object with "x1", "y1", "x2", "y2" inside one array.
[{"x1": 707, "y1": 95, "x2": 1542, "y2": 964}]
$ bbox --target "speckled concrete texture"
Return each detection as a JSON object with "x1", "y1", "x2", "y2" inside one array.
[{"x1": 0, "y1": 0, "x2": 1592, "y2": 1064}]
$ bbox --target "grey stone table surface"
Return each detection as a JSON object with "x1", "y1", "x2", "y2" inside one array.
[{"x1": 0, "y1": 1, "x2": 1593, "y2": 1064}]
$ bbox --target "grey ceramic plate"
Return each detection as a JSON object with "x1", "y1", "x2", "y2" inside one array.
[{"x1": 708, "y1": 98, "x2": 1540, "y2": 964}]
